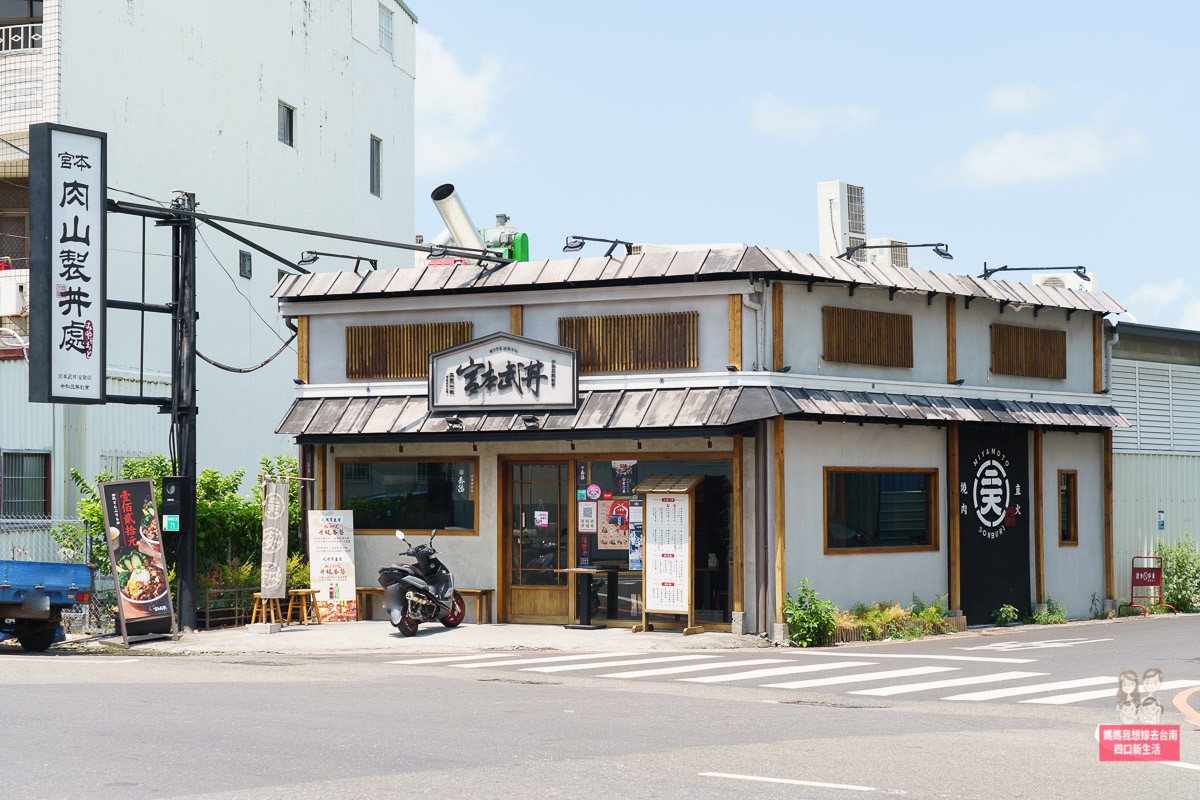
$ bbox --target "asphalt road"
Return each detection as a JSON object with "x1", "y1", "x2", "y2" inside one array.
[{"x1": 3, "y1": 615, "x2": 1200, "y2": 799}]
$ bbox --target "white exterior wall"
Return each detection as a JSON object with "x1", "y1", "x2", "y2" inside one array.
[
  {"x1": 781, "y1": 420, "x2": 948, "y2": 612},
  {"x1": 0, "y1": 0, "x2": 418, "y2": 493},
  {"x1": 319, "y1": 436, "x2": 734, "y2": 623},
  {"x1": 955, "y1": 302, "x2": 1094, "y2": 394},
  {"x1": 1041, "y1": 431, "x2": 1105, "y2": 616}
]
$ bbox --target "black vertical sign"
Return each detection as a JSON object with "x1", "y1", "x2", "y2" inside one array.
[{"x1": 958, "y1": 424, "x2": 1032, "y2": 623}]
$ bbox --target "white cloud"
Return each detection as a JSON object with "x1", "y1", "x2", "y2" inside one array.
[
  {"x1": 943, "y1": 123, "x2": 1144, "y2": 187},
  {"x1": 1178, "y1": 299, "x2": 1200, "y2": 332},
  {"x1": 748, "y1": 92, "x2": 877, "y2": 144},
  {"x1": 984, "y1": 82, "x2": 1051, "y2": 116},
  {"x1": 1129, "y1": 279, "x2": 1188, "y2": 316},
  {"x1": 415, "y1": 29, "x2": 510, "y2": 176}
]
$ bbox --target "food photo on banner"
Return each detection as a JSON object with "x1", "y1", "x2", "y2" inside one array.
[
  {"x1": 100, "y1": 480, "x2": 174, "y2": 626},
  {"x1": 307, "y1": 510, "x2": 357, "y2": 622},
  {"x1": 957, "y1": 424, "x2": 1032, "y2": 623}
]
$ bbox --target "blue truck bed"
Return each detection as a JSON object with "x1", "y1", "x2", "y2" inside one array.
[{"x1": 0, "y1": 560, "x2": 93, "y2": 607}]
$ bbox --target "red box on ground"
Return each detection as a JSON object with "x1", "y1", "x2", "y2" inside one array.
[{"x1": 1099, "y1": 725, "x2": 1180, "y2": 761}]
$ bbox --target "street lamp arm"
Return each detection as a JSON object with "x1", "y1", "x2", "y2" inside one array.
[{"x1": 979, "y1": 263, "x2": 1089, "y2": 281}]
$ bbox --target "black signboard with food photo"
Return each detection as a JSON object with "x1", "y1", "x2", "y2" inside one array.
[{"x1": 100, "y1": 479, "x2": 177, "y2": 645}]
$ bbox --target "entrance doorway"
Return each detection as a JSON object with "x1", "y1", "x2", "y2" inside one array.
[{"x1": 503, "y1": 462, "x2": 570, "y2": 623}]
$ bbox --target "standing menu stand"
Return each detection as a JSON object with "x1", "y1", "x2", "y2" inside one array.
[
  {"x1": 631, "y1": 475, "x2": 704, "y2": 636},
  {"x1": 1117, "y1": 556, "x2": 1177, "y2": 617}
]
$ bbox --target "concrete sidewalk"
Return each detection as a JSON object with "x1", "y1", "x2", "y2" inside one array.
[{"x1": 117, "y1": 621, "x2": 772, "y2": 656}]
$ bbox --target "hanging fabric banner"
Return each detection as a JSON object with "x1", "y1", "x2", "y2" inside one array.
[{"x1": 260, "y1": 480, "x2": 289, "y2": 599}]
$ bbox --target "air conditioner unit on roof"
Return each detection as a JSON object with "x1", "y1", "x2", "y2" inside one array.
[{"x1": 1033, "y1": 272, "x2": 1097, "y2": 293}]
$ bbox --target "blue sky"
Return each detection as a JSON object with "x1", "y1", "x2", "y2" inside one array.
[{"x1": 413, "y1": 2, "x2": 1198, "y2": 328}]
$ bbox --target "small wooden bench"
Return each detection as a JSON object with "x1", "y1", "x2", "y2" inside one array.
[
  {"x1": 457, "y1": 588, "x2": 493, "y2": 625},
  {"x1": 250, "y1": 592, "x2": 284, "y2": 625},
  {"x1": 356, "y1": 586, "x2": 385, "y2": 620},
  {"x1": 286, "y1": 588, "x2": 321, "y2": 625}
]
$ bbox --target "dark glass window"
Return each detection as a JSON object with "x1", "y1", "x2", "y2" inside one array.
[
  {"x1": 1, "y1": 452, "x2": 49, "y2": 516},
  {"x1": 0, "y1": 1, "x2": 40, "y2": 22},
  {"x1": 1059, "y1": 470, "x2": 1078, "y2": 545},
  {"x1": 825, "y1": 469, "x2": 937, "y2": 551},
  {"x1": 238, "y1": 250, "x2": 251, "y2": 279},
  {"x1": 340, "y1": 460, "x2": 475, "y2": 532},
  {"x1": 277, "y1": 102, "x2": 294, "y2": 146},
  {"x1": 369, "y1": 135, "x2": 381, "y2": 197}
]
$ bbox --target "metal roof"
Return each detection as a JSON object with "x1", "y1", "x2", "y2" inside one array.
[
  {"x1": 277, "y1": 387, "x2": 1128, "y2": 440},
  {"x1": 273, "y1": 245, "x2": 1125, "y2": 315}
]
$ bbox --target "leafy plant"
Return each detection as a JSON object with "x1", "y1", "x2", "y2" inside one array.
[
  {"x1": 782, "y1": 578, "x2": 838, "y2": 647},
  {"x1": 992, "y1": 604, "x2": 1019, "y2": 627},
  {"x1": 1156, "y1": 533, "x2": 1200, "y2": 613},
  {"x1": 1028, "y1": 598, "x2": 1067, "y2": 625}
]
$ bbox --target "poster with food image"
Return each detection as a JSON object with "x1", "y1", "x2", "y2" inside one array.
[
  {"x1": 307, "y1": 510, "x2": 357, "y2": 622},
  {"x1": 598, "y1": 498, "x2": 630, "y2": 549},
  {"x1": 100, "y1": 479, "x2": 174, "y2": 622},
  {"x1": 612, "y1": 460, "x2": 637, "y2": 494}
]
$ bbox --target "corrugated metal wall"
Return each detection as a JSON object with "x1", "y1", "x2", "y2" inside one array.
[
  {"x1": 1112, "y1": 359, "x2": 1200, "y2": 453},
  {"x1": 1113, "y1": 453, "x2": 1200, "y2": 603}
]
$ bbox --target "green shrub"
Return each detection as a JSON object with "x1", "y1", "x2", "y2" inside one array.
[
  {"x1": 1028, "y1": 597, "x2": 1068, "y2": 625},
  {"x1": 1156, "y1": 533, "x2": 1200, "y2": 613},
  {"x1": 992, "y1": 604, "x2": 1019, "y2": 627},
  {"x1": 782, "y1": 578, "x2": 838, "y2": 647}
]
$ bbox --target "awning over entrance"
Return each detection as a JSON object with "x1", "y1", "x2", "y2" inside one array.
[{"x1": 277, "y1": 386, "x2": 1128, "y2": 440}]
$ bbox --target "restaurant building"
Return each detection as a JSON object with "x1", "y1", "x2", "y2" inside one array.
[{"x1": 273, "y1": 246, "x2": 1127, "y2": 633}]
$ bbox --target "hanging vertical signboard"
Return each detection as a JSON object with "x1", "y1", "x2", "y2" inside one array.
[
  {"x1": 100, "y1": 479, "x2": 177, "y2": 646},
  {"x1": 28, "y1": 123, "x2": 107, "y2": 404},
  {"x1": 307, "y1": 510, "x2": 357, "y2": 622},
  {"x1": 260, "y1": 480, "x2": 289, "y2": 599},
  {"x1": 957, "y1": 424, "x2": 1031, "y2": 623},
  {"x1": 633, "y1": 475, "x2": 704, "y2": 635}
]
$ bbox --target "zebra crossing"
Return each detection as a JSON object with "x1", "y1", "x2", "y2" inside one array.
[{"x1": 386, "y1": 650, "x2": 1200, "y2": 708}]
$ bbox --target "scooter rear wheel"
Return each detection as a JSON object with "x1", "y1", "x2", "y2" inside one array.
[
  {"x1": 441, "y1": 591, "x2": 465, "y2": 628},
  {"x1": 396, "y1": 602, "x2": 419, "y2": 637}
]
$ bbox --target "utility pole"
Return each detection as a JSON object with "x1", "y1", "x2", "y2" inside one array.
[{"x1": 166, "y1": 192, "x2": 199, "y2": 631}]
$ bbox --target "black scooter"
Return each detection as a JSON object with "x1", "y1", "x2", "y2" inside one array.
[{"x1": 379, "y1": 529, "x2": 465, "y2": 636}]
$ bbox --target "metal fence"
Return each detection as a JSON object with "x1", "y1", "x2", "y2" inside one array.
[{"x1": 0, "y1": 516, "x2": 115, "y2": 635}]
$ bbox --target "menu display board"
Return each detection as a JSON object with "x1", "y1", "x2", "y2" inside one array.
[
  {"x1": 644, "y1": 493, "x2": 690, "y2": 613},
  {"x1": 101, "y1": 479, "x2": 175, "y2": 627},
  {"x1": 307, "y1": 510, "x2": 357, "y2": 622}
]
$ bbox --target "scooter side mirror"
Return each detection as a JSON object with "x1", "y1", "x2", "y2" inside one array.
[
  {"x1": 395, "y1": 530, "x2": 407, "y2": 542},
  {"x1": 429, "y1": 528, "x2": 437, "y2": 543}
]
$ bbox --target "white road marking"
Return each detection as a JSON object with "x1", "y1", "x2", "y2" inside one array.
[
  {"x1": 851, "y1": 671, "x2": 1046, "y2": 696},
  {"x1": 763, "y1": 666, "x2": 957, "y2": 689},
  {"x1": 601, "y1": 658, "x2": 797, "y2": 678},
  {"x1": 0, "y1": 656, "x2": 137, "y2": 663},
  {"x1": 387, "y1": 653, "x2": 581, "y2": 665},
  {"x1": 1021, "y1": 679, "x2": 1200, "y2": 705},
  {"x1": 523, "y1": 655, "x2": 717, "y2": 673},
  {"x1": 764, "y1": 650, "x2": 1035, "y2": 664},
  {"x1": 945, "y1": 676, "x2": 1116, "y2": 701},
  {"x1": 1160, "y1": 761, "x2": 1200, "y2": 772},
  {"x1": 954, "y1": 638, "x2": 1112, "y2": 652},
  {"x1": 700, "y1": 772, "x2": 876, "y2": 792},
  {"x1": 681, "y1": 661, "x2": 877, "y2": 684},
  {"x1": 451, "y1": 652, "x2": 643, "y2": 669}
]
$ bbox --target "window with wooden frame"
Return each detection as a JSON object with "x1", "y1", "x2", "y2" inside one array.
[
  {"x1": 345, "y1": 321, "x2": 473, "y2": 379},
  {"x1": 558, "y1": 311, "x2": 698, "y2": 372},
  {"x1": 1058, "y1": 470, "x2": 1078, "y2": 546},
  {"x1": 822, "y1": 306, "x2": 914, "y2": 368},
  {"x1": 991, "y1": 323, "x2": 1066, "y2": 379},
  {"x1": 824, "y1": 467, "x2": 938, "y2": 553},
  {"x1": 337, "y1": 457, "x2": 478, "y2": 535}
]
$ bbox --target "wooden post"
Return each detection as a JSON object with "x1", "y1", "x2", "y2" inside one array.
[
  {"x1": 1033, "y1": 425, "x2": 1045, "y2": 604},
  {"x1": 772, "y1": 283, "x2": 784, "y2": 371},
  {"x1": 731, "y1": 434, "x2": 744, "y2": 614},
  {"x1": 297, "y1": 315, "x2": 309, "y2": 384},
  {"x1": 728, "y1": 294, "x2": 742, "y2": 370},
  {"x1": 946, "y1": 296, "x2": 957, "y2": 384},
  {"x1": 510, "y1": 305, "x2": 523, "y2": 336},
  {"x1": 1103, "y1": 428, "x2": 1114, "y2": 598},
  {"x1": 773, "y1": 416, "x2": 786, "y2": 622},
  {"x1": 1093, "y1": 313, "x2": 1104, "y2": 393},
  {"x1": 947, "y1": 421, "x2": 961, "y2": 611}
]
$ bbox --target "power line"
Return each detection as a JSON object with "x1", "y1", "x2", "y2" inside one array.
[
  {"x1": 0, "y1": 135, "x2": 29, "y2": 155},
  {"x1": 195, "y1": 224, "x2": 290, "y2": 346},
  {"x1": 197, "y1": 333, "x2": 297, "y2": 373}
]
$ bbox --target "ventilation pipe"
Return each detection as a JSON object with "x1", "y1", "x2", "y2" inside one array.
[{"x1": 431, "y1": 184, "x2": 486, "y2": 257}]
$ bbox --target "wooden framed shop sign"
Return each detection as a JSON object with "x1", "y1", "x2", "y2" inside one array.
[
  {"x1": 632, "y1": 475, "x2": 704, "y2": 636},
  {"x1": 99, "y1": 479, "x2": 178, "y2": 646}
]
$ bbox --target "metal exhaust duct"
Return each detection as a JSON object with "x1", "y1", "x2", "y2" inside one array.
[{"x1": 430, "y1": 184, "x2": 485, "y2": 256}]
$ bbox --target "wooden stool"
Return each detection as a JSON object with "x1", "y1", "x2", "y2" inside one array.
[
  {"x1": 356, "y1": 586, "x2": 385, "y2": 620},
  {"x1": 287, "y1": 588, "x2": 321, "y2": 625},
  {"x1": 456, "y1": 588, "x2": 494, "y2": 624},
  {"x1": 250, "y1": 592, "x2": 284, "y2": 625}
]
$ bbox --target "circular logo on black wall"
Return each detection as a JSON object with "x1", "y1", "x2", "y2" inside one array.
[{"x1": 972, "y1": 457, "x2": 1011, "y2": 528}]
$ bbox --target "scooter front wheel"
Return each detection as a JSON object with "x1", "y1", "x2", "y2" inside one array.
[
  {"x1": 441, "y1": 591, "x2": 465, "y2": 628},
  {"x1": 396, "y1": 602, "x2": 420, "y2": 637}
]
